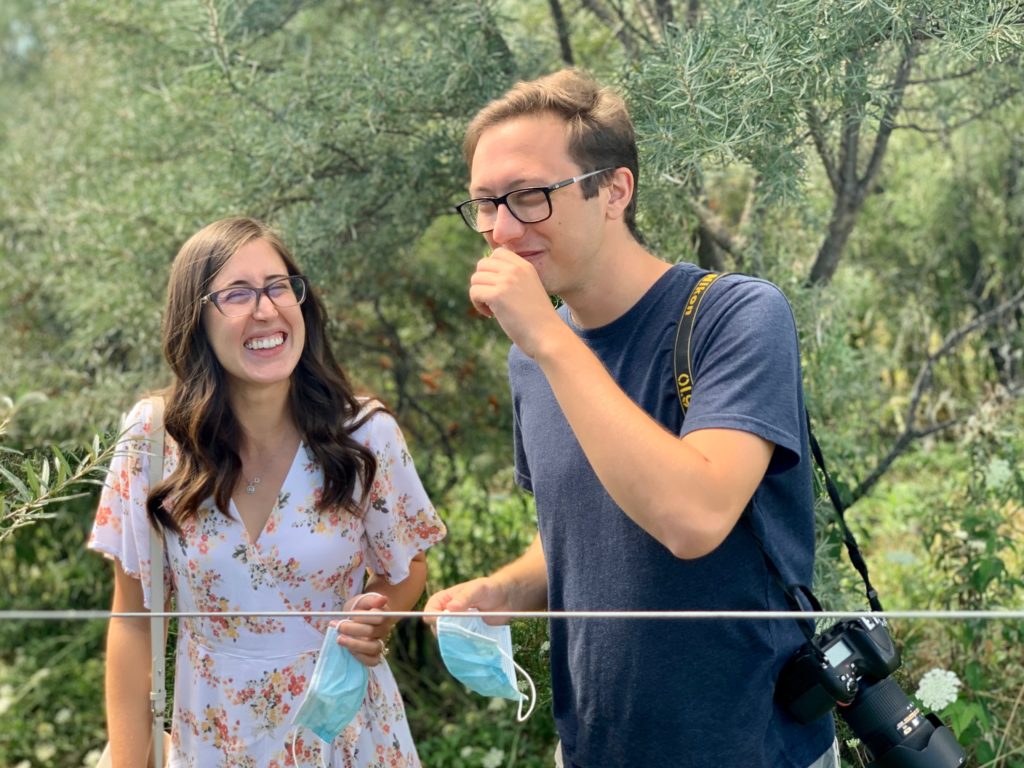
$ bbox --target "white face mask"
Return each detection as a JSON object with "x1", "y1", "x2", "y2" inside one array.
[{"x1": 437, "y1": 614, "x2": 537, "y2": 722}]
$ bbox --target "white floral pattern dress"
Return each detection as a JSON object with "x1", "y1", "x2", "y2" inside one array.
[{"x1": 89, "y1": 399, "x2": 446, "y2": 768}]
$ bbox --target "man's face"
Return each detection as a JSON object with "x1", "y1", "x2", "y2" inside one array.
[{"x1": 468, "y1": 112, "x2": 610, "y2": 300}]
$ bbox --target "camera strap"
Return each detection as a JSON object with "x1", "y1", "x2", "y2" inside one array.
[{"x1": 673, "y1": 271, "x2": 884, "y2": 615}]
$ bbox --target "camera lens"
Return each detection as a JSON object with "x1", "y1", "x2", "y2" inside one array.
[{"x1": 840, "y1": 677, "x2": 934, "y2": 758}]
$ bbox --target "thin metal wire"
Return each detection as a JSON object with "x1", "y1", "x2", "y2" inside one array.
[{"x1": 2, "y1": 609, "x2": 1023, "y2": 621}]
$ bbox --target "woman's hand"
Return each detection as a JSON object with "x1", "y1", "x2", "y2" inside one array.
[{"x1": 333, "y1": 592, "x2": 391, "y2": 666}]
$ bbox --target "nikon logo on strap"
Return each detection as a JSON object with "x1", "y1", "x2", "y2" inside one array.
[
  {"x1": 683, "y1": 272, "x2": 720, "y2": 318},
  {"x1": 674, "y1": 272, "x2": 729, "y2": 416}
]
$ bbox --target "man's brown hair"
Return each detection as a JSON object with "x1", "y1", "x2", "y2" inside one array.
[{"x1": 464, "y1": 68, "x2": 640, "y2": 239}]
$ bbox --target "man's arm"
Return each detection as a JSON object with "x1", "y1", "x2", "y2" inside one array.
[
  {"x1": 535, "y1": 339, "x2": 772, "y2": 558},
  {"x1": 424, "y1": 534, "x2": 548, "y2": 626},
  {"x1": 470, "y1": 251, "x2": 773, "y2": 560}
]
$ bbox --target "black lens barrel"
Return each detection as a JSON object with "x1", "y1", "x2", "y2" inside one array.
[{"x1": 840, "y1": 678, "x2": 966, "y2": 766}]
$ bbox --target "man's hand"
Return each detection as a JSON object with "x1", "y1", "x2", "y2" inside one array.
[
  {"x1": 423, "y1": 577, "x2": 514, "y2": 632},
  {"x1": 469, "y1": 248, "x2": 567, "y2": 359}
]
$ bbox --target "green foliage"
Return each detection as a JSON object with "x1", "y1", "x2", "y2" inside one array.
[
  {"x1": 395, "y1": 617, "x2": 556, "y2": 768},
  {"x1": 2, "y1": 1, "x2": 1023, "y2": 765},
  {"x1": 1, "y1": 395, "x2": 117, "y2": 545},
  {"x1": 0, "y1": 494, "x2": 111, "y2": 767}
]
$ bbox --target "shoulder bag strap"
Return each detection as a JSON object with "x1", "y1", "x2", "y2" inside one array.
[
  {"x1": 673, "y1": 272, "x2": 729, "y2": 415},
  {"x1": 673, "y1": 272, "x2": 884, "y2": 615},
  {"x1": 147, "y1": 396, "x2": 167, "y2": 768}
]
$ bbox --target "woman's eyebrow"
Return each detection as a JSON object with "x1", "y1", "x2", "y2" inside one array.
[{"x1": 215, "y1": 273, "x2": 290, "y2": 288}]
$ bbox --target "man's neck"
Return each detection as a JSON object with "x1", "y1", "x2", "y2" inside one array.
[{"x1": 563, "y1": 237, "x2": 671, "y2": 329}]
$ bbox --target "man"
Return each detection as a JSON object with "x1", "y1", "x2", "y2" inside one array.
[{"x1": 425, "y1": 68, "x2": 837, "y2": 768}]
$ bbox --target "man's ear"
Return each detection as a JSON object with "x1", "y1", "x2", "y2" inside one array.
[{"x1": 605, "y1": 167, "x2": 634, "y2": 221}]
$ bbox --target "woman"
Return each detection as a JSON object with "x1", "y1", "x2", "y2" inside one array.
[{"x1": 89, "y1": 217, "x2": 446, "y2": 766}]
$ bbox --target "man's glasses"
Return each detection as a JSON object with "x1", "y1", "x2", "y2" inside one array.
[
  {"x1": 455, "y1": 168, "x2": 613, "y2": 233},
  {"x1": 201, "y1": 275, "x2": 308, "y2": 318}
]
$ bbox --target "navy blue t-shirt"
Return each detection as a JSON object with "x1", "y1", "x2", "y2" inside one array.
[{"x1": 510, "y1": 264, "x2": 835, "y2": 767}]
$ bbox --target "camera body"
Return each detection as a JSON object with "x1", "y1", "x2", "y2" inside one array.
[
  {"x1": 777, "y1": 615, "x2": 899, "y2": 723},
  {"x1": 777, "y1": 616, "x2": 967, "y2": 767}
]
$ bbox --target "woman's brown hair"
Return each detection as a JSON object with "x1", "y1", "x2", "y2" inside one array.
[{"x1": 149, "y1": 217, "x2": 377, "y2": 532}]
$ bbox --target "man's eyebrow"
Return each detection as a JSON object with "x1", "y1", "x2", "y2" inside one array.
[{"x1": 470, "y1": 178, "x2": 535, "y2": 197}]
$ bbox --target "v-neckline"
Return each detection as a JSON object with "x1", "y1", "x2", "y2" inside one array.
[{"x1": 231, "y1": 441, "x2": 305, "y2": 546}]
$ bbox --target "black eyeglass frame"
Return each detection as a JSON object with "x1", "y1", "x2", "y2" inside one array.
[
  {"x1": 454, "y1": 167, "x2": 614, "y2": 233},
  {"x1": 200, "y1": 275, "x2": 309, "y2": 317}
]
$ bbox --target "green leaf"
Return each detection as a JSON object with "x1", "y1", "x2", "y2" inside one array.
[{"x1": 0, "y1": 465, "x2": 31, "y2": 501}]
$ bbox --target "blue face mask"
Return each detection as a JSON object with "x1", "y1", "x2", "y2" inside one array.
[
  {"x1": 437, "y1": 614, "x2": 536, "y2": 721},
  {"x1": 291, "y1": 624, "x2": 368, "y2": 753}
]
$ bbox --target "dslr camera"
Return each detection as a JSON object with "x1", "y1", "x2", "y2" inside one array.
[{"x1": 776, "y1": 615, "x2": 967, "y2": 767}]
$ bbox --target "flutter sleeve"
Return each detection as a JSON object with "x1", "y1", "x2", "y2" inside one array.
[
  {"x1": 359, "y1": 409, "x2": 446, "y2": 585},
  {"x1": 87, "y1": 398, "x2": 170, "y2": 609}
]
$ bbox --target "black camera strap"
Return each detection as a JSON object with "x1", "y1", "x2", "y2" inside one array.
[{"x1": 673, "y1": 271, "x2": 884, "y2": 615}]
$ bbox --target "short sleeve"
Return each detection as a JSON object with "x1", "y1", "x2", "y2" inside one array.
[
  {"x1": 683, "y1": 277, "x2": 806, "y2": 473},
  {"x1": 510, "y1": 352, "x2": 533, "y2": 494},
  {"x1": 359, "y1": 410, "x2": 446, "y2": 584},
  {"x1": 87, "y1": 398, "x2": 171, "y2": 609}
]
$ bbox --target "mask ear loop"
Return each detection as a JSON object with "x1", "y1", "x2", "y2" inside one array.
[
  {"x1": 290, "y1": 619, "x2": 362, "y2": 768},
  {"x1": 442, "y1": 621, "x2": 538, "y2": 722},
  {"x1": 289, "y1": 727, "x2": 330, "y2": 768},
  {"x1": 508, "y1": 653, "x2": 537, "y2": 722}
]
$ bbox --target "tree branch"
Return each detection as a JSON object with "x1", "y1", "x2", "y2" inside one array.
[
  {"x1": 371, "y1": 299, "x2": 460, "y2": 496},
  {"x1": 662, "y1": 172, "x2": 749, "y2": 260},
  {"x1": 896, "y1": 85, "x2": 1024, "y2": 134},
  {"x1": 839, "y1": 103, "x2": 860, "y2": 201},
  {"x1": 686, "y1": 0, "x2": 700, "y2": 29},
  {"x1": 806, "y1": 106, "x2": 840, "y2": 194},
  {"x1": 578, "y1": 0, "x2": 643, "y2": 58},
  {"x1": 653, "y1": 0, "x2": 675, "y2": 26},
  {"x1": 852, "y1": 282, "x2": 1024, "y2": 501},
  {"x1": 547, "y1": 0, "x2": 575, "y2": 66},
  {"x1": 859, "y1": 44, "x2": 917, "y2": 196},
  {"x1": 690, "y1": 199, "x2": 747, "y2": 259},
  {"x1": 905, "y1": 64, "x2": 982, "y2": 86}
]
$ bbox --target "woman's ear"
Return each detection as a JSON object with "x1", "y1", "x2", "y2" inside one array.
[{"x1": 604, "y1": 167, "x2": 634, "y2": 222}]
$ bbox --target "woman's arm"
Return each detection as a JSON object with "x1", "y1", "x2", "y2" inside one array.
[
  {"x1": 105, "y1": 559, "x2": 159, "y2": 768},
  {"x1": 336, "y1": 551, "x2": 428, "y2": 666}
]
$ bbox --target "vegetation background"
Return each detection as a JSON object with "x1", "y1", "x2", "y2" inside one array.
[{"x1": 1, "y1": 1, "x2": 1022, "y2": 766}]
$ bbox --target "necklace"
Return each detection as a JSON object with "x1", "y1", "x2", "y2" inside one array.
[{"x1": 244, "y1": 474, "x2": 261, "y2": 495}]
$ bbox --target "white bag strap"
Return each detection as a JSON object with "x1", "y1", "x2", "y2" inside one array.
[{"x1": 147, "y1": 396, "x2": 167, "y2": 768}]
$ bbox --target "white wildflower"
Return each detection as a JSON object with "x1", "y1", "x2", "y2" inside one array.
[
  {"x1": 984, "y1": 457, "x2": 1012, "y2": 489},
  {"x1": 540, "y1": 641, "x2": 550, "y2": 654},
  {"x1": 487, "y1": 696, "x2": 507, "y2": 712},
  {"x1": 82, "y1": 749, "x2": 104, "y2": 767},
  {"x1": 915, "y1": 668, "x2": 961, "y2": 711},
  {"x1": 845, "y1": 738, "x2": 861, "y2": 749},
  {"x1": 55, "y1": 707, "x2": 72, "y2": 725},
  {"x1": 460, "y1": 746, "x2": 474, "y2": 759},
  {"x1": 35, "y1": 744, "x2": 57, "y2": 762},
  {"x1": 481, "y1": 747, "x2": 505, "y2": 768}
]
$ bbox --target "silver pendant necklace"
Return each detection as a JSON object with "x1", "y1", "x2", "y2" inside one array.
[{"x1": 245, "y1": 475, "x2": 261, "y2": 495}]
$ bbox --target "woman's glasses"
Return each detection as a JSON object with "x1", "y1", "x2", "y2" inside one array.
[{"x1": 200, "y1": 275, "x2": 308, "y2": 318}]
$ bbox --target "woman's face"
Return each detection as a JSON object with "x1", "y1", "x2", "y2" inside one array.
[{"x1": 202, "y1": 237, "x2": 306, "y2": 396}]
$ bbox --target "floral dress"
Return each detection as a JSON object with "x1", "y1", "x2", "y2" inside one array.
[{"x1": 89, "y1": 399, "x2": 446, "y2": 768}]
